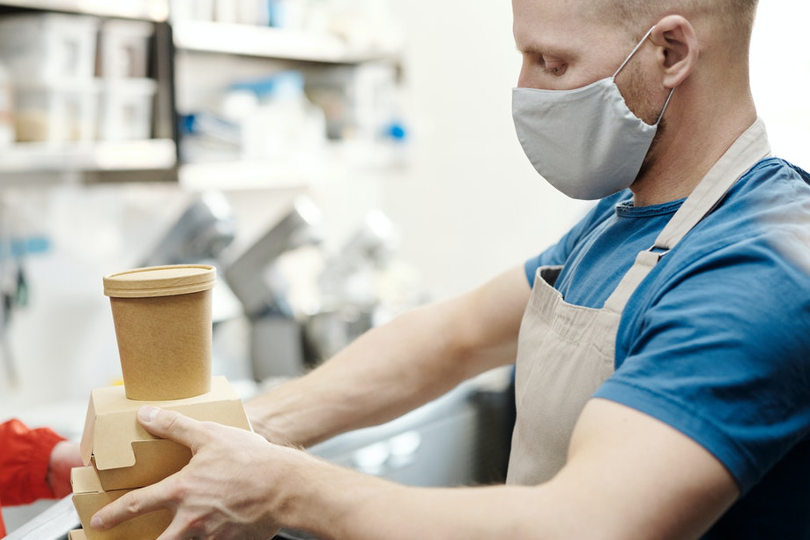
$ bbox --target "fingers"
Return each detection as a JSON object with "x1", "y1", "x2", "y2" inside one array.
[
  {"x1": 91, "y1": 481, "x2": 172, "y2": 531},
  {"x1": 138, "y1": 407, "x2": 208, "y2": 451}
]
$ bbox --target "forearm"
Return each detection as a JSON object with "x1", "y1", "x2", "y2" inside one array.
[
  {"x1": 245, "y1": 266, "x2": 529, "y2": 448},
  {"x1": 246, "y1": 301, "x2": 470, "y2": 447},
  {"x1": 279, "y1": 457, "x2": 555, "y2": 540},
  {"x1": 278, "y1": 447, "x2": 729, "y2": 540},
  {"x1": 271, "y1": 398, "x2": 740, "y2": 540}
]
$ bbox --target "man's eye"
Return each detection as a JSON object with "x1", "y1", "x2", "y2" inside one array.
[
  {"x1": 543, "y1": 60, "x2": 567, "y2": 76},
  {"x1": 525, "y1": 53, "x2": 567, "y2": 77}
]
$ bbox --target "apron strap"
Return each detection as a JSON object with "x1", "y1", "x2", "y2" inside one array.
[{"x1": 604, "y1": 118, "x2": 772, "y2": 314}]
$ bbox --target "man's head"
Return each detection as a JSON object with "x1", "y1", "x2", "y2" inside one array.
[
  {"x1": 512, "y1": 0, "x2": 760, "y2": 195},
  {"x1": 513, "y1": 0, "x2": 759, "y2": 114}
]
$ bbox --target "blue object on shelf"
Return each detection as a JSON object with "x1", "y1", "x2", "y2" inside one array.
[
  {"x1": 179, "y1": 113, "x2": 198, "y2": 135},
  {"x1": 385, "y1": 122, "x2": 408, "y2": 142},
  {"x1": 229, "y1": 71, "x2": 304, "y2": 100},
  {"x1": 267, "y1": 0, "x2": 291, "y2": 28},
  {"x1": 0, "y1": 236, "x2": 51, "y2": 259}
]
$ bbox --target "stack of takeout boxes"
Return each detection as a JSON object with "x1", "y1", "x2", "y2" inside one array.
[{"x1": 68, "y1": 266, "x2": 252, "y2": 540}]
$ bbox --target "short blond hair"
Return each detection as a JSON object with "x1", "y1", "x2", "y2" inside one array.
[{"x1": 593, "y1": 0, "x2": 758, "y2": 48}]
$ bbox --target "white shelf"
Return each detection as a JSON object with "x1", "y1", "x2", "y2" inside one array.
[
  {"x1": 179, "y1": 159, "x2": 313, "y2": 191},
  {"x1": 0, "y1": 0, "x2": 169, "y2": 21},
  {"x1": 173, "y1": 21, "x2": 401, "y2": 64},
  {"x1": 0, "y1": 139, "x2": 177, "y2": 173},
  {"x1": 179, "y1": 141, "x2": 405, "y2": 191}
]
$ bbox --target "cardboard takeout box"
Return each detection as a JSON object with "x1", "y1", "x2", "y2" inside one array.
[
  {"x1": 103, "y1": 265, "x2": 216, "y2": 401},
  {"x1": 71, "y1": 466, "x2": 172, "y2": 540},
  {"x1": 80, "y1": 376, "x2": 251, "y2": 491}
]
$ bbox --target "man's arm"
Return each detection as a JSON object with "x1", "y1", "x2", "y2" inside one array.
[
  {"x1": 93, "y1": 398, "x2": 738, "y2": 539},
  {"x1": 246, "y1": 265, "x2": 531, "y2": 447},
  {"x1": 294, "y1": 399, "x2": 738, "y2": 539}
]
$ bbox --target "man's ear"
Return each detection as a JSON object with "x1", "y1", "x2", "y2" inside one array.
[{"x1": 649, "y1": 15, "x2": 699, "y2": 89}]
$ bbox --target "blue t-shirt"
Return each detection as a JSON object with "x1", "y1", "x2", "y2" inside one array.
[{"x1": 524, "y1": 158, "x2": 810, "y2": 538}]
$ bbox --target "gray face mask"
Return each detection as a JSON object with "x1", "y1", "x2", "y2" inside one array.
[{"x1": 512, "y1": 26, "x2": 675, "y2": 200}]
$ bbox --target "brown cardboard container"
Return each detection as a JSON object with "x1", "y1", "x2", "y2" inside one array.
[
  {"x1": 71, "y1": 466, "x2": 172, "y2": 540},
  {"x1": 68, "y1": 530, "x2": 87, "y2": 540},
  {"x1": 103, "y1": 265, "x2": 216, "y2": 400},
  {"x1": 80, "y1": 376, "x2": 252, "y2": 491}
]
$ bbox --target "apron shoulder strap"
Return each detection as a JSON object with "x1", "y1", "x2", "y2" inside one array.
[{"x1": 604, "y1": 118, "x2": 772, "y2": 314}]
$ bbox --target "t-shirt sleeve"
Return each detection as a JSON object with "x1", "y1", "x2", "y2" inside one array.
[
  {"x1": 594, "y1": 242, "x2": 810, "y2": 493},
  {"x1": 524, "y1": 192, "x2": 628, "y2": 286}
]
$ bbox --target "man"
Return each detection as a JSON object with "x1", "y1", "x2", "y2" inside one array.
[
  {"x1": 93, "y1": 0, "x2": 810, "y2": 538},
  {"x1": 0, "y1": 419, "x2": 82, "y2": 536}
]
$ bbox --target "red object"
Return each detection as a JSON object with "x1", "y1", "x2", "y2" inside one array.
[{"x1": 0, "y1": 418, "x2": 65, "y2": 537}]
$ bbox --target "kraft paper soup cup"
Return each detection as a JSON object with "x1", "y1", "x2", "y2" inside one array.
[{"x1": 103, "y1": 265, "x2": 216, "y2": 401}]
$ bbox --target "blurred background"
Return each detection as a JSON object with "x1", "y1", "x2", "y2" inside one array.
[{"x1": 0, "y1": 0, "x2": 808, "y2": 533}]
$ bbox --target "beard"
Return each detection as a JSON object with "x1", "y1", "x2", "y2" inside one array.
[
  {"x1": 635, "y1": 116, "x2": 667, "y2": 182},
  {"x1": 616, "y1": 61, "x2": 672, "y2": 187}
]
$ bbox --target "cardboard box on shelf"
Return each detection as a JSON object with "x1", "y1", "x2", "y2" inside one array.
[
  {"x1": 80, "y1": 376, "x2": 251, "y2": 491},
  {"x1": 71, "y1": 466, "x2": 172, "y2": 540}
]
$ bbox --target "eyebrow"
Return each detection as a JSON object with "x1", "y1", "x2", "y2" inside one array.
[{"x1": 516, "y1": 42, "x2": 573, "y2": 59}]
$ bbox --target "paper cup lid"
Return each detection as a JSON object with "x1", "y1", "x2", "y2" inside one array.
[{"x1": 103, "y1": 265, "x2": 216, "y2": 298}]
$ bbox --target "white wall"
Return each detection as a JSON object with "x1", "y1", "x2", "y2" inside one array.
[
  {"x1": 751, "y1": 2, "x2": 810, "y2": 169},
  {"x1": 381, "y1": 1, "x2": 810, "y2": 300}
]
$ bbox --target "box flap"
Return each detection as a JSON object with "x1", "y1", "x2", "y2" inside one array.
[
  {"x1": 68, "y1": 530, "x2": 87, "y2": 540},
  {"x1": 71, "y1": 466, "x2": 103, "y2": 495},
  {"x1": 79, "y1": 394, "x2": 97, "y2": 466},
  {"x1": 82, "y1": 376, "x2": 250, "y2": 471},
  {"x1": 93, "y1": 439, "x2": 191, "y2": 491}
]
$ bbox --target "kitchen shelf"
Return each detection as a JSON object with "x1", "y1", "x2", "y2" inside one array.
[
  {"x1": 173, "y1": 20, "x2": 401, "y2": 64},
  {"x1": 179, "y1": 141, "x2": 406, "y2": 191},
  {"x1": 0, "y1": 139, "x2": 177, "y2": 173},
  {"x1": 0, "y1": 0, "x2": 169, "y2": 21},
  {"x1": 179, "y1": 160, "x2": 313, "y2": 191}
]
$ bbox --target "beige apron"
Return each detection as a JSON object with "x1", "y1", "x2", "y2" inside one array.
[{"x1": 506, "y1": 119, "x2": 772, "y2": 485}]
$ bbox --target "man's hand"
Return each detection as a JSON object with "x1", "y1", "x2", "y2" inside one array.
[
  {"x1": 90, "y1": 407, "x2": 307, "y2": 540},
  {"x1": 48, "y1": 441, "x2": 82, "y2": 498}
]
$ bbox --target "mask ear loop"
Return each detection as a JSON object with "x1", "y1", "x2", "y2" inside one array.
[
  {"x1": 612, "y1": 26, "x2": 657, "y2": 79},
  {"x1": 654, "y1": 87, "x2": 676, "y2": 126},
  {"x1": 612, "y1": 25, "x2": 677, "y2": 126}
]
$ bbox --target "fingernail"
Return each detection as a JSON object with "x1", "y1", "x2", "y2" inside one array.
[
  {"x1": 91, "y1": 514, "x2": 104, "y2": 529},
  {"x1": 138, "y1": 406, "x2": 159, "y2": 423}
]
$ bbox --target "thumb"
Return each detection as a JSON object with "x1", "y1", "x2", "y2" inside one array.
[{"x1": 138, "y1": 407, "x2": 206, "y2": 451}]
